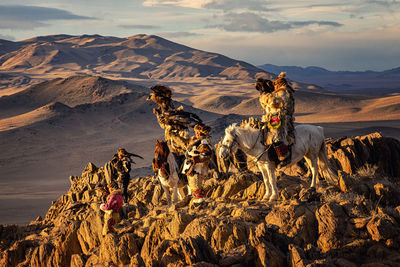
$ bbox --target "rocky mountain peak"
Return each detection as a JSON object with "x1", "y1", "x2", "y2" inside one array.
[{"x1": 1, "y1": 132, "x2": 400, "y2": 266}]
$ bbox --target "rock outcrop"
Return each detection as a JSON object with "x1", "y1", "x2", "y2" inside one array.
[{"x1": 1, "y1": 132, "x2": 400, "y2": 266}]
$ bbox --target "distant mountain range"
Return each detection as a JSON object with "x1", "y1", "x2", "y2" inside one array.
[
  {"x1": 0, "y1": 34, "x2": 269, "y2": 81},
  {"x1": 258, "y1": 64, "x2": 400, "y2": 95}
]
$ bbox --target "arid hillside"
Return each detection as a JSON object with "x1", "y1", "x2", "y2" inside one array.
[{"x1": 0, "y1": 34, "x2": 269, "y2": 82}]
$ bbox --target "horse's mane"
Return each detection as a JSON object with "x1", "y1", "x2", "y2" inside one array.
[
  {"x1": 225, "y1": 122, "x2": 258, "y2": 141},
  {"x1": 225, "y1": 123, "x2": 238, "y2": 140}
]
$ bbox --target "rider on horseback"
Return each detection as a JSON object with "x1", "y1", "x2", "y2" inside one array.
[{"x1": 255, "y1": 72, "x2": 295, "y2": 167}]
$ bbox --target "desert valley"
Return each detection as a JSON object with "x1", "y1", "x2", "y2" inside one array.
[{"x1": 1, "y1": 34, "x2": 400, "y2": 266}]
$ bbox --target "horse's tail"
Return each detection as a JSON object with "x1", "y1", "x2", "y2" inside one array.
[{"x1": 318, "y1": 142, "x2": 339, "y2": 185}]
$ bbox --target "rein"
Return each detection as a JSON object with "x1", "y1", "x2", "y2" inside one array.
[{"x1": 254, "y1": 144, "x2": 273, "y2": 162}]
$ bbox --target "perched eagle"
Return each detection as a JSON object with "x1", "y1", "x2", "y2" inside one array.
[{"x1": 147, "y1": 85, "x2": 174, "y2": 112}]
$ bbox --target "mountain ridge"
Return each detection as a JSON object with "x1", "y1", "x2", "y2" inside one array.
[
  {"x1": 258, "y1": 63, "x2": 400, "y2": 95},
  {"x1": 0, "y1": 34, "x2": 270, "y2": 81}
]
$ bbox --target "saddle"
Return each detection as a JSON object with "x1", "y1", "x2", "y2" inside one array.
[{"x1": 261, "y1": 122, "x2": 292, "y2": 167}]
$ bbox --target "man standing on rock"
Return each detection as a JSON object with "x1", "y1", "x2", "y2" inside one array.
[
  {"x1": 104, "y1": 148, "x2": 143, "y2": 204},
  {"x1": 182, "y1": 123, "x2": 213, "y2": 203}
]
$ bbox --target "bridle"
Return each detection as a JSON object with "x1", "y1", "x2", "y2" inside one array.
[
  {"x1": 220, "y1": 132, "x2": 238, "y2": 154},
  {"x1": 221, "y1": 126, "x2": 272, "y2": 163}
]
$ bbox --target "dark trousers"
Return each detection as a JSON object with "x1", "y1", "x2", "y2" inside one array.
[{"x1": 121, "y1": 178, "x2": 130, "y2": 203}]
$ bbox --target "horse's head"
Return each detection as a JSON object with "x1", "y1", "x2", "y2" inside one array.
[
  {"x1": 219, "y1": 123, "x2": 239, "y2": 159},
  {"x1": 154, "y1": 140, "x2": 170, "y2": 176}
]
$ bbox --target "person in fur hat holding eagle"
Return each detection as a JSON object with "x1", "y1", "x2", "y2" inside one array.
[
  {"x1": 255, "y1": 72, "x2": 295, "y2": 167},
  {"x1": 148, "y1": 85, "x2": 216, "y2": 203},
  {"x1": 148, "y1": 85, "x2": 202, "y2": 156}
]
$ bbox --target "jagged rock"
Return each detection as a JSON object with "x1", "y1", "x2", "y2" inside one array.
[
  {"x1": 265, "y1": 202, "x2": 318, "y2": 247},
  {"x1": 52, "y1": 221, "x2": 82, "y2": 266},
  {"x1": 216, "y1": 173, "x2": 257, "y2": 199},
  {"x1": 298, "y1": 187, "x2": 319, "y2": 202},
  {"x1": 315, "y1": 203, "x2": 347, "y2": 252},
  {"x1": 99, "y1": 233, "x2": 139, "y2": 265},
  {"x1": 76, "y1": 211, "x2": 102, "y2": 254},
  {"x1": 366, "y1": 213, "x2": 399, "y2": 242},
  {"x1": 326, "y1": 133, "x2": 400, "y2": 177},
  {"x1": 211, "y1": 222, "x2": 237, "y2": 251},
  {"x1": 152, "y1": 239, "x2": 185, "y2": 266},
  {"x1": 180, "y1": 236, "x2": 217, "y2": 265},
  {"x1": 253, "y1": 242, "x2": 285, "y2": 267},
  {"x1": 219, "y1": 244, "x2": 253, "y2": 266},
  {"x1": 338, "y1": 171, "x2": 354, "y2": 193},
  {"x1": 241, "y1": 181, "x2": 265, "y2": 200},
  {"x1": 249, "y1": 223, "x2": 286, "y2": 267},
  {"x1": 29, "y1": 242, "x2": 55, "y2": 267},
  {"x1": 70, "y1": 254, "x2": 85, "y2": 267},
  {"x1": 164, "y1": 211, "x2": 193, "y2": 240},
  {"x1": 182, "y1": 217, "x2": 217, "y2": 242},
  {"x1": 288, "y1": 244, "x2": 307, "y2": 267},
  {"x1": 231, "y1": 207, "x2": 262, "y2": 222},
  {"x1": 140, "y1": 219, "x2": 166, "y2": 266},
  {"x1": 2, "y1": 132, "x2": 400, "y2": 266}
]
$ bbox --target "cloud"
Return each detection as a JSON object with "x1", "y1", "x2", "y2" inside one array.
[
  {"x1": 118, "y1": 24, "x2": 160, "y2": 29},
  {"x1": 213, "y1": 12, "x2": 342, "y2": 33},
  {"x1": 0, "y1": 5, "x2": 94, "y2": 30},
  {"x1": 143, "y1": 0, "x2": 211, "y2": 9},
  {"x1": 143, "y1": 0, "x2": 271, "y2": 11},
  {"x1": 158, "y1": 31, "x2": 202, "y2": 38},
  {"x1": 186, "y1": 25, "x2": 400, "y2": 71},
  {"x1": 203, "y1": 0, "x2": 270, "y2": 11},
  {"x1": 366, "y1": 0, "x2": 400, "y2": 7}
]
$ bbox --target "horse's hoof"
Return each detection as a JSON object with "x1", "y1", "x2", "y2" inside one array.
[
  {"x1": 262, "y1": 196, "x2": 270, "y2": 202},
  {"x1": 269, "y1": 195, "x2": 279, "y2": 201}
]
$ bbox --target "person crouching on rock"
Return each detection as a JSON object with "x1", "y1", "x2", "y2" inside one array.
[{"x1": 100, "y1": 182, "x2": 123, "y2": 236}]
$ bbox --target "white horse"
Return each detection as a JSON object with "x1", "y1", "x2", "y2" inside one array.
[{"x1": 219, "y1": 123, "x2": 337, "y2": 201}]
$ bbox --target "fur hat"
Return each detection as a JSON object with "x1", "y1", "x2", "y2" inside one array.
[
  {"x1": 273, "y1": 72, "x2": 294, "y2": 93},
  {"x1": 194, "y1": 123, "x2": 211, "y2": 136}
]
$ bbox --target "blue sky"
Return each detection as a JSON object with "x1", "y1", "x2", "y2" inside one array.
[{"x1": 0, "y1": 0, "x2": 399, "y2": 71}]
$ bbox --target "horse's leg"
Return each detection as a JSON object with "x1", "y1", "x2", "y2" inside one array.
[
  {"x1": 177, "y1": 189, "x2": 183, "y2": 200},
  {"x1": 161, "y1": 183, "x2": 171, "y2": 206},
  {"x1": 172, "y1": 186, "x2": 179, "y2": 203},
  {"x1": 257, "y1": 162, "x2": 271, "y2": 201},
  {"x1": 171, "y1": 173, "x2": 180, "y2": 203},
  {"x1": 304, "y1": 154, "x2": 319, "y2": 188},
  {"x1": 265, "y1": 162, "x2": 279, "y2": 201}
]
